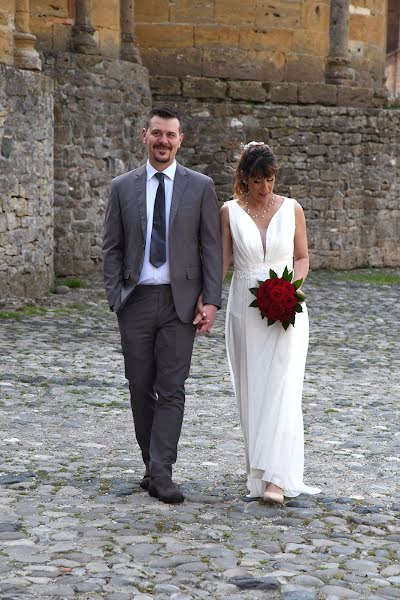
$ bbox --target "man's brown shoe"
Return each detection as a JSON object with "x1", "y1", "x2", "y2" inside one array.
[{"x1": 148, "y1": 478, "x2": 184, "y2": 504}]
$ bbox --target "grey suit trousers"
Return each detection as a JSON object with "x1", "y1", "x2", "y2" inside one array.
[{"x1": 117, "y1": 284, "x2": 196, "y2": 479}]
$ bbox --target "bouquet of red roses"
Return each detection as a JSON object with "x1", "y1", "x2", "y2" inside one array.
[{"x1": 249, "y1": 266, "x2": 305, "y2": 330}]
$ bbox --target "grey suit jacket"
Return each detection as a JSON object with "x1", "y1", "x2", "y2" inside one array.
[{"x1": 103, "y1": 162, "x2": 223, "y2": 323}]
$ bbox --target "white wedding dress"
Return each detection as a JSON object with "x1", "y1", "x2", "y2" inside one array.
[{"x1": 225, "y1": 198, "x2": 320, "y2": 498}]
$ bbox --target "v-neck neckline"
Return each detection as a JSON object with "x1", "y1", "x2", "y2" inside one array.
[{"x1": 234, "y1": 198, "x2": 286, "y2": 260}]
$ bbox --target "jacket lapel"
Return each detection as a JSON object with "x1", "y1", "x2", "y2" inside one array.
[
  {"x1": 169, "y1": 163, "x2": 188, "y2": 234},
  {"x1": 134, "y1": 165, "x2": 147, "y2": 241}
]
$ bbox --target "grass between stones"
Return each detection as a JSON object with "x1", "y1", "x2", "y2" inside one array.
[
  {"x1": 52, "y1": 277, "x2": 88, "y2": 291},
  {"x1": 0, "y1": 303, "x2": 92, "y2": 320},
  {"x1": 332, "y1": 270, "x2": 400, "y2": 285}
]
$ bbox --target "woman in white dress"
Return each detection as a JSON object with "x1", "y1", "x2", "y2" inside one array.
[{"x1": 221, "y1": 142, "x2": 320, "y2": 504}]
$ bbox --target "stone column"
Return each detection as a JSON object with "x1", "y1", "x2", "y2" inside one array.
[
  {"x1": 71, "y1": 0, "x2": 98, "y2": 54},
  {"x1": 14, "y1": 0, "x2": 41, "y2": 71},
  {"x1": 325, "y1": 0, "x2": 352, "y2": 84},
  {"x1": 120, "y1": 0, "x2": 141, "y2": 63}
]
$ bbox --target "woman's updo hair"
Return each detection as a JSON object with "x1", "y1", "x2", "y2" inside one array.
[{"x1": 233, "y1": 142, "x2": 278, "y2": 200}]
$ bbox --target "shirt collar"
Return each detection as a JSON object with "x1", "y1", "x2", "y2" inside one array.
[{"x1": 146, "y1": 160, "x2": 177, "y2": 182}]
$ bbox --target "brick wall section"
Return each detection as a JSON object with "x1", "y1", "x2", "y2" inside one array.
[
  {"x1": 152, "y1": 79, "x2": 400, "y2": 269},
  {"x1": 0, "y1": 64, "x2": 54, "y2": 298},
  {"x1": 43, "y1": 52, "x2": 151, "y2": 277}
]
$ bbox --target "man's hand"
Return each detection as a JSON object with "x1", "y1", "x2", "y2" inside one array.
[{"x1": 193, "y1": 295, "x2": 217, "y2": 335}]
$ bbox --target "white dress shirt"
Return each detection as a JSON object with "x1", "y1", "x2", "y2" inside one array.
[{"x1": 138, "y1": 160, "x2": 176, "y2": 285}]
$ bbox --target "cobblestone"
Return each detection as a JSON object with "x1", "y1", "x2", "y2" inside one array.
[{"x1": 0, "y1": 270, "x2": 399, "y2": 599}]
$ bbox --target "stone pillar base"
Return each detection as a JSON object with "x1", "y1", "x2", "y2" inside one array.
[
  {"x1": 121, "y1": 44, "x2": 142, "y2": 64},
  {"x1": 14, "y1": 32, "x2": 41, "y2": 71},
  {"x1": 121, "y1": 34, "x2": 142, "y2": 63},
  {"x1": 71, "y1": 26, "x2": 98, "y2": 55},
  {"x1": 326, "y1": 57, "x2": 352, "y2": 85}
]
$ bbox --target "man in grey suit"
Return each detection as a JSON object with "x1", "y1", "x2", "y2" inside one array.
[{"x1": 103, "y1": 106, "x2": 223, "y2": 503}]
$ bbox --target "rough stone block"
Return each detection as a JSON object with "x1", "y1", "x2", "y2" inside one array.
[
  {"x1": 292, "y1": 30, "x2": 329, "y2": 55},
  {"x1": 182, "y1": 76, "x2": 227, "y2": 99},
  {"x1": 91, "y1": 0, "x2": 120, "y2": 30},
  {"x1": 136, "y1": 0, "x2": 169, "y2": 22},
  {"x1": 301, "y1": 1, "x2": 330, "y2": 31},
  {"x1": 51, "y1": 23, "x2": 72, "y2": 53},
  {"x1": 195, "y1": 25, "x2": 239, "y2": 48},
  {"x1": 366, "y1": 15, "x2": 386, "y2": 46},
  {"x1": 54, "y1": 125, "x2": 72, "y2": 145},
  {"x1": 239, "y1": 28, "x2": 293, "y2": 52},
  {"x1": 97, "y1": 27, "x2": 120, "y2": 59},
  {"x1": 228, "y1": 80, "x2": 266, "y2": 102},
  {"x1": 135, "y1": 24, "x2": 194, "y2": 49},
  {"x1": 214, "y1": 0, "x2": 257, "y2": 26},
  {"x1": 202, "y1": 48, "x2": 285, "y2": 81},
  {"x1": 140, "y1": 48, "x2": 202, "y2": 77},
  {"x1": 0, "y1": 10, "x2": 11, "y2": 27},
  {"x1": 284, "y1": 54, "x2": 324, "y2": 82},
  {"x1": 29, "y1": 15, "x2": 54, "y2": 50},
  {"x1": 255, "y1": 0, "x2": 301, "y2": 28},
  {"x1": 337, "y1": 86, "x2": 374, "y2": 107},
  {"x1": 298, "y1": 83, "x2": 337, "y2": 105},
  {"x1": 0, "y1": 214, "x2": 7, "y2": 233},
  {"x1": 150, "y1": 76, "x2": 181, "y2": 96},
  {"x1": 270, "y1": 83, "x2": 298, "y2": 104},
  {"x1": 10, "y1": 197, "x2": 29, "y2": 218},
  {"x1": 170, "y1": 0, "x2": 214, "y2": 23},
  {"x1": 30, "y1": 0, "x2": 69, "y2": 17},
  {"x1": 349, "y1": 14, "x2": 366, "y2": 41}
]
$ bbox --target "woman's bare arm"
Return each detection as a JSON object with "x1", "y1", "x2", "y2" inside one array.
[
  {"x1": 220, "y1": 203, "x2": 233, "y2": 281},
  {"x1": 293, "y1": 200, "x2": 309, "y2": 286}
]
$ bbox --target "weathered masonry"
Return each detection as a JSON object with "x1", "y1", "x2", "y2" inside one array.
[{"x1": 0, "y1": 1, "x2": 399, "y2": 299}]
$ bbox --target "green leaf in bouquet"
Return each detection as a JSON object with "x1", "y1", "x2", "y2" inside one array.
[
  {"x1": 282, "y1": 320, "x2": 290, "y2": 330},
  {"x1": 295, "y1": 292, "x2": 306, "y2": 302},
  {"x1": 249, "y1": 287, "x2": 258, "y2": 296},
  {"x1": 267, "y1": 318, "x2": 276, "y2": 326},
  {"x1": 269, "y1": 269, "x2": 278, "y2": 279},
  {"x1": 282, "y1": 266, "x2": 292, "y2": 282},
  {"x1": 295, "y1": 304, "x2": 303, "y2": 313},
  {"x1": 293, "y1": 278, "x2": 303, "y2": 290},
  {"x1": 257, "y1": 280, "x2": 264, "y2": 286},
  {"x1": 249, "y1": 299, "x2": 258, "y2": 308}
]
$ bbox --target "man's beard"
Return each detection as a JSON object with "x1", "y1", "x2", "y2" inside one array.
[{"x1": 154, "y1": 146, "x2": 171, "y2": 163}]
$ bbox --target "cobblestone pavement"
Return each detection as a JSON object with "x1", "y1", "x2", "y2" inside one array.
[{"x1": 0, "y1": 271, "x2": 399, "y2": 600}]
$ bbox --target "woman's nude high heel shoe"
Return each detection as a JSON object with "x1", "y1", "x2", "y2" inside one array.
[
  {"x1": 263, "y1": 484, "x2": 284, "y2": 504},
  {"x1": 263, "y1": 490, "x2": 284, "y2": 504}
]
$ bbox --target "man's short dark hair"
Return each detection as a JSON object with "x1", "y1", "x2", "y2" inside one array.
[{"x1": 147, "y1": 105, "x2": 181, "y2": 128}]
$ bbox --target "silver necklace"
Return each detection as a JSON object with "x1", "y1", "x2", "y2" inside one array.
[{"x1": 245, "y1": 193, "x2": 275, "y2": 219}]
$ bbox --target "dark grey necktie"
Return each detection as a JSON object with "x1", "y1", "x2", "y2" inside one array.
[{"x1": 150, "y1": 172, "x2": 166, "y2": 268}]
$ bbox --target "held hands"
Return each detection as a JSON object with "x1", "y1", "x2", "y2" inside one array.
[{"x1": 193, "y1": 294, "x2": 217, "y2": 335}]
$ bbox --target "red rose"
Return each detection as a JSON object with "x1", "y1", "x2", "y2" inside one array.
[{"x1": 249, "y1": 267, "x2": 306, "y2": 330}]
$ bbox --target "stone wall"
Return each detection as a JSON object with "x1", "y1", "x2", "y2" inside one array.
[
  {"x1": 43, "y1": 52, "x2": 151, "y2": 277},
  {"x1": 30, "y1": 0, "x2": 121, "y2": 57},
  {"x1": 0, "y1": 64, "x2": 54, "y2": 298},
  {"x1": 135, "y1": 0, "x2": 386, "y2": 89},
  {"x1": 348, "y1": 0, "x2": 386, "y2": 88},
  {"x1": 0, "y1": 1, "x2": 15, "y2": 66},
  {"x1": 152, "y1": 80, "x2": 400, "y2": 269}
]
